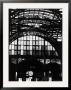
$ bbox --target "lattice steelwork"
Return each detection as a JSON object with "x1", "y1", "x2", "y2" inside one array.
[
  {"x1": 9, "y1": 9, "x2": 62, "y2": 81},
  {"x1": 9, "y1": 9, "x2": 62, "y2": 42}
]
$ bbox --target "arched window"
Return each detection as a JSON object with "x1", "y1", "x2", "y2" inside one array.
[
  {"x1": 9, "y1": 35, "x2": 58, "y2": 56},
  {"x1": 9, "y1": 35, "x2": 60, "y2": 65}
]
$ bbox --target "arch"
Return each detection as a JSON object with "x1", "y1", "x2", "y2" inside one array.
[
  {"x1": 9, "y1": 35, "x2": 58, "y2": 56},
  {"x1": 9, "y1": 9, "x2": 62, "y2": 43},
  {"x1": 9, "y1": 30, "x2": 62, "y2": 58},
  {"x1": 10, "y1": 9, "x2": 62, "y2": 21}
]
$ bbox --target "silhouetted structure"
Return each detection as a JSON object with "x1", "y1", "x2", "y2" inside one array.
[{"x1": 9, "y1": 9, "x2": 62, "y2": 81}]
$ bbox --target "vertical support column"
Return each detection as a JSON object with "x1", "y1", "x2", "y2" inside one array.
[
  {"x1": 44, "y1": 39, "x2": 46, "y2": 64},
  {"x1": 16, "y1": 11, "x2": 19, "y2": 80}
]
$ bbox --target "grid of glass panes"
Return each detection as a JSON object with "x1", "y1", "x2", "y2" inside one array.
[
  {"x1": 9, "y1": 35, "x2": 58, "y2": 56},
  {"x1": 9, "y1": 40, "x2": 17, "y2": 55}
]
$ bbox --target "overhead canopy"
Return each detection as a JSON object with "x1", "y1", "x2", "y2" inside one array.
[
  {"x1": 9, "y1": 9, "x2": 62, "y2": 42},
  {"x1": 9, "y1": 9, "x2": 62, "y2": 58}
]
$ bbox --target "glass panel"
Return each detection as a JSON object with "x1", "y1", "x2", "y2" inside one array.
[
  {"x1": 27, "y1": 36, "x2": 30, "y2": 40},
  {"x1": 21, "y1": 37, "x2": 24, "y2": 40},
  {"x1": 27, "y1": 46, "x2": 30, "y2": 50},
  {"x1": 23, "y1": 46, "x2": 26, "y2": 50},
  {"x1": 14, "y1": 40, "x2": 17, "y2": 45},
  {"x1": 36, "y1": 41, "x2": 39, "y2": 45},
  {"x1": 36, "y1": 36, "x2": 39, "y2": 40},
  {"x1": 32, "y1": 36, "x2": 35, "y2": 40},
  {"x1": 39, "y1": 45, "x2": 41, "y2": 50},
  {"x1": 12, "y1": 42, "x2": 14, "y2": 44},
  {"x1": 27, "y1": 41, "x2": 30, "y2": 45},
  {"x1": 18, "y1": 50, "x2": 21, "y2": 55},
  {"x1": 32, "y1": 40, "x2": 35, "y2": 45},
  {"x1": 12, "y1": 50, "x2": 14, "y2": 55},
  {"x1": 9, "y1": 45, "x2": 11, "y2": 50},
  {"x1": 29, "y1": 36, "x2": 32, "y2": 40},
  {"x1": 36, "y1": 46, "x2": 39, "y2": 50},
  {"x1": 53, "y1": 47, "x2": 55, "y2": 51},
  {"x1": 23, "y1": 36, "x2": 26, "y2": 40},
  {"x1": 48, "y1": 42, "x2": 51, "y2": 46},
  {"x1": 30, "y1": 46, "x2": 32, "y2": 50},
  {"x1": 23, "y1": 50, "x2": 26, "y2": 55},
  {"x1": 39, "y1": 41, "x2": 42, "y2": 45},
  {"x1": 21, "y1": 46, "x2": 23, "y2": 50},
  {"x1": 45, "y1": 46, "x2": 48, "y2": 50},
  {"x1": 21, "y1": 50, "x2": 23, "y2": 55},
  {"x1": 32, "y1": 46, "x2": 35, "y2": 50},
  {"x1": 21, "y1": 41, "x2": 23, "y2": 45},
  {"x1": 39, "y1": 37, "x2": 42, "y2": 40},
  {"x1": 18, "y1": 38, "x2": 21, "y2": 40},
  {"x1": 30, "y1": 50, "x2": 32, "y2": 55},
  {"x1": 48, "y1": 45, "x2": 52, "y2": 50},
  {"x1": 14, "y1": 45, "x2": 17, "y2": 50},
  {"x1": 23, "y1": 41, "x2": 26, "y2": 45},
  {"x1": 45, "y1": 41, "x2": 48, "y2": 45},
  {"x1": 41, "y1": 40, "x2": 44, "y2": 45},
  {"x1": 14, "y1": 51, "x2": 17, "y2": 55},
  {"x1": 30, "y1": 40, "x2": 32, "y2": 45},
  {"x1": 18, "y1": 46, "x2": 21, "y2": 50},
  {"x1": 12, "y1": 45, "x2": 14, "y2": 49},
  {"x1": 18, "y1": 41, "x2": 21, "y2": 45}
]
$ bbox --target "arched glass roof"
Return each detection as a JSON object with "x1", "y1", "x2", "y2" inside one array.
[
  {"x1": 9, "y1": 35, "x2": 58, "y2": 56},
  {"x1": 9, "y1": 9, "x2": 62, "y2": 42}
]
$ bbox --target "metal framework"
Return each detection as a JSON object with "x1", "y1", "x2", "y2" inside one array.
[{"x1": 9, "y1": 9, "x2": 62, "y2": 81}]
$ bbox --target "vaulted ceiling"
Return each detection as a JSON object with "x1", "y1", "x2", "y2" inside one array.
[
  {"x1": 9, "y1": 9, "x2": 62, "y2": 58},
  {"x1": 9, "y1": 9, "x2": 62, "y2": 42}
]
